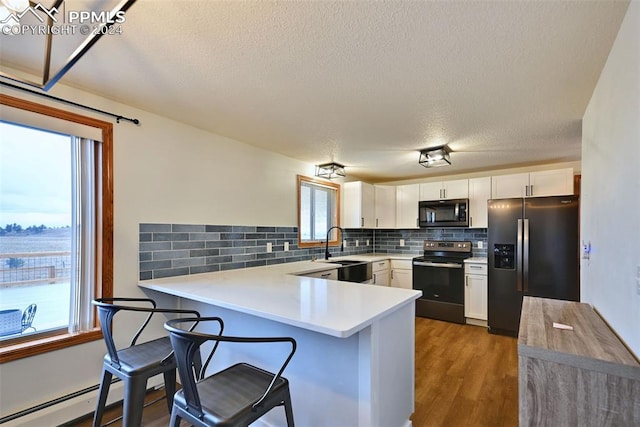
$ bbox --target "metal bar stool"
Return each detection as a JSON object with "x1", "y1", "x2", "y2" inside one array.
[
  {"x1": 92, "y1": 297, "x2": 200, "y2": 427},
  {"x1": 164, "y1": 316, "x2": 296, "y2": 427}
]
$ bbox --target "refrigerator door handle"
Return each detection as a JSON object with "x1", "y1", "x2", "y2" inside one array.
[
  {"x1": 523, "y1": 218, "x2": 530, "y2": 292},
  {"x1": 517, "y1": 218, "x2": 523, "y2": 292}
]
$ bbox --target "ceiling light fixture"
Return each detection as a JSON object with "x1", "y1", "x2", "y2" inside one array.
[
  {"x1": 419, "y1": 145, "x2": 452, "y2": 168},
  {"x1": 315, "y1": 162, "x2": 346, "y2": 179}
]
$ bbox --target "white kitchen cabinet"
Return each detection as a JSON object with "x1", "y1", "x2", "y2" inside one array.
[
  {"x1": 419, "y1": 182, "x2": 444, "y2": 200},
  {"x1": 491, "y1": 168, "x2": 573, "y2": 199},
  {"x1": 374, "y1": 185, "x2": 396, "y2": 228},
  {"x1": 419, "y1": 179, "x2": 469, "y2": 200},
  {"x1": 371, "y1": 260, "x2": 390, "y2": 286},
  {"x1": 395, "y1": 184, "x2": 420, "y2": 229},
  {"x1": 390, "y1": 259, "x2": 413, "y2": 289},
  {"x1": 529, "y1": 169, "x2": 574, "y2": 197},
  {"x1": 464, "y1": 262, "x2": 487, "y2": 325},
  {"x1": 343, "y1": 181, "x2": 375, "y2": 228},
  {"x1": 300, "y1": 268, "x2": 338, "y2": 280},
  {"x1": 468, "y1": 177, "x2": 491, "y2": 228}
]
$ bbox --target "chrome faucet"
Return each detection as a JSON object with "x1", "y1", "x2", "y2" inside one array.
[{"x1": 325, "y1": 226, "x2": 344, "y2": 260}]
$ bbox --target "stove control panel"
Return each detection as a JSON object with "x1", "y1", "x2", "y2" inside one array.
[{"x1": 423, "y1": 240, "x2": 472, "y2": 253}]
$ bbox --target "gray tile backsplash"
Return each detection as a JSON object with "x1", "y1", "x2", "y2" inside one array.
[
  {"x1": 139, "y1": 223, "x2": 487, "y2": 280},
  {"x1": 372, "y1": 228, "x2": 488, "y2": 258},
  {"x1": 139, "y1": 224, "x2": 374, "y2": 280}
]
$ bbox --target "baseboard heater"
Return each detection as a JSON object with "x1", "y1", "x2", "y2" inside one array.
[{"x1": 0, "y1": 377, "x2": 163, "y2": 426}]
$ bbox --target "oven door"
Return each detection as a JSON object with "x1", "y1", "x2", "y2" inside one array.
[{"x1": 412, "y1": 260, "x2": 465, "y2": 304}]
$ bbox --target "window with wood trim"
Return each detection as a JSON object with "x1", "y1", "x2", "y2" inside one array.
[
  {"x1": 297, "y1": 175, "x2": 340, "y2": 248},
  {"x1": 0, "y1": 94, "x2": 113, "y2": 363}
]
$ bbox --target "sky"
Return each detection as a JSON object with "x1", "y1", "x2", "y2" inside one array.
[{"x1": 0, "y1": 121, "x2": 72, "y2": 228}]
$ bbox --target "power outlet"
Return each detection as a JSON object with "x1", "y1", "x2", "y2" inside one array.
[
  {"x1": 343, "y1": 240, "x2": 347, "y2": 248},
  {"x1": 355, "y1": 240, "x2": 359, "y2": 247},
  {"x1": 477, "y1": 241, "x2": 483, "y2": 249},
  {"x1": 266, "y1": 242, "x2": 272, "y2": 253},
  {"x1": 284, "y1": 241, "x2": 289, "y2": 251},
  {"x1": 399, "y1": 239, "x2": 405, "y2": 247},
  {"x1": 366, "y1": 240, "x2": 370, "y2": 246}
]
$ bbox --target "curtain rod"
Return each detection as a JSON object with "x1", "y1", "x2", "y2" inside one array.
[{"x1": 0, "y1": 80, "x2": 140, "y2": 125}]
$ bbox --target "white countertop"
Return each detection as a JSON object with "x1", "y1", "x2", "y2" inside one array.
[
  {"x1": 139, "y1": 256, "x2": 421, "y2": 338},
  {"x1": 464, "y1": 257, "x2": 488, "y2": 264}
]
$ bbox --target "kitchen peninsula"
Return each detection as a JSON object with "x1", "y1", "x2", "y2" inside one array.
[{"x1": 139, "y1": 258, "x2": 421, "y2": 427}]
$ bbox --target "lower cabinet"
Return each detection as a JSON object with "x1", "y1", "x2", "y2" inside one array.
[
  {"x1": 371, "y1": 260, "x2": 390, "y2": 286},
  {"x1": 390, "y1": 259, "x2": 413, "y2": 289},
  {"x1": 464, "y1": 262, "x2": 487, "y2": 325}
]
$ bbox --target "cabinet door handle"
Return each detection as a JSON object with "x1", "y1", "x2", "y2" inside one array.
[
  {"x1": 373, "y1": 273, "x2": 377, "y2": 283},
  {"x1": 361, "y1": 217, "x2": 364, "y2": 227},
  {"x1": 376, "y1": 218, "x2": 379, "y2": 227},
  {"x1": 466, "y1": 276, "x2": 469, "y2": 286},
  {"x1": 391, "y1": 270, "x2": 394, "y2": 279},
  {"x1": 470, "y1": 217, "x2": 473, "y2": 227},
  {"x1": 525, "y1": 185, "x2": 530, "y2": 197},
  {"x1": 530, "y1": 184, "x2": 534, "y2": 196}
]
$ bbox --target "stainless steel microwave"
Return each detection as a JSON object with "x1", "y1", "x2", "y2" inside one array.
[{"x1": 418, "y1": 199, "x2": 469, "y2": 227}]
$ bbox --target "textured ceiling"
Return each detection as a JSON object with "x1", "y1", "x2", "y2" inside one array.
[{"x1": 0, "y1": 0, "x2": 630, "y2": 182}]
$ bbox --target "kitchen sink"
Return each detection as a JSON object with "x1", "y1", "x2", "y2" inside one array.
[
  {"x1": 329, "y1": 259, "x2": 367, "y2": 266},
  {"x1": 327, "y1": 260, "x2": 372, "y2": 283}
]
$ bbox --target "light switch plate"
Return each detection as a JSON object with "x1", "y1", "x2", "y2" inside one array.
[
  {"x1": 355, "y1": 240, "x2": 359, "y2": 247},
  {"x1": 477, "y1": 241, "x2": 483, "y2": 249},
  {"x1": 400, "y1": 239, "x2": 405, "y2": 247},
  {"x1": 343, "y1": 240, "x2": 347, "y2": 248}
]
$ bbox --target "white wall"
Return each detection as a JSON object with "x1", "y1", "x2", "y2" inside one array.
[
  {"x1": 0, "y1": 80, "x2": 315, "y2": 418},
  {"x1": 581, "y1": 1, "x2": 640, "y2": 356}
]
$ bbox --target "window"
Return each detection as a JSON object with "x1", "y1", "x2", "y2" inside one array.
[
  {"x1": 297, "y1": 175, "x2": 340, "y2": 248},
  {"x1": 0, "y1": 94, "x2": 113, "y2": 363}
]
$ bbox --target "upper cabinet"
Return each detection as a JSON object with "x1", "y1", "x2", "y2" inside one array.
[
  {"x1": 491, "y1": 168, "x2": 574, "y2": 199},
  {"x1": 396, "y1": 184, "x2": 420, "y2": 229},
  {"x1": 341, "y1": 167, "x2": 573, "y2": 229},
  {"x1": 374, "y1": 185, "x2": 396, "y2": 228},
  {"x1": 529, "y1": 169, "x2": 574, "y2": 197},
  {"x1": 419, "y1": 179, "x2": 469, "y2": 200},
  {"x1": 343, "y1": 181, "x2": 375, "y2": 228},
  {"x1": 468, "y1": 177, "x2": 491, "y2": 228}
]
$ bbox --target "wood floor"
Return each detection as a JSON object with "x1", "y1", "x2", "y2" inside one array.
[
  {"x1": 412, "y1": 317, "x2": 518, "y2": 427},
  {"x1": 70, "y1": 317, "x2": 518, "y2": 427}
]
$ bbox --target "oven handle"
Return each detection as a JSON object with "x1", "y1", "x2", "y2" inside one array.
[{"x1": 412, "y1": 261, "x2": 463, "y2": 269}]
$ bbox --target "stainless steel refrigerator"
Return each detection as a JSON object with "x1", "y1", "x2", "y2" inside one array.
[{"x1": 487, "y1": 195, "x2": 580, "y2": 336}]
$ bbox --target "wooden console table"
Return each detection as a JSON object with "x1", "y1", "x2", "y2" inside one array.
[{"x1": 518, "y1": 296, "x2": 640, "y2": 426}]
